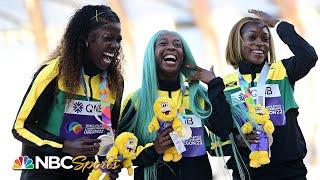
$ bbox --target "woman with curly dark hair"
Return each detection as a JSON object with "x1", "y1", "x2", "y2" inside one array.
[{"x1": 12, "y1": 5, "x2": 124, "y2": 180}]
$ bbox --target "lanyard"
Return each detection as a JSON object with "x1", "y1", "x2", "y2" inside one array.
[
  {"x1": 80, "y1": 67, "x2": 90, "y2": 101},
  {"x1": 238, "y1": 62, "x2": 270, "y2": 107},
  {"x1": 178, "y1": 82, "x2": 187, "y2": 113},
  {"x1": 80, "y1": 68, "x2": 113, "y2": 135}
]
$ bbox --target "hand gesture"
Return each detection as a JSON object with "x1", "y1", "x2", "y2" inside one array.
[
  {"x1": 248, "y1": 9, "x2": 280, "y2": 28},
  {"x1": 236, "y1": 132, "x2": 259, "y2": 148},
  {"x1": 108, "y1": 164, "x2": 123, "y2": 180},
  {"x1": 63, "y1": 137, "x2": 101, "y2": 157},
  {"x1": 154, "y1": 127, "x2": 174, "y2": 154},
  {"x1": 185, "y1": 64, "x2": 216, "y2": 84}
]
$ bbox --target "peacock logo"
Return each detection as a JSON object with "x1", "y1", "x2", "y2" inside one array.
[
  {"x1": 68, "y1": 121, "x2": 83, "y2": 134},
  {"x1": 12, "y1": 156, "x2": 34, "y2": 170}
]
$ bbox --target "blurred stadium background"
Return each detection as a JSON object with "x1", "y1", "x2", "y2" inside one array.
[{"x1": 0, "y1": 0, "x2": 319, "y2": 179}]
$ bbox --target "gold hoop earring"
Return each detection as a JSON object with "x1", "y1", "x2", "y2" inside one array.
[{"x1": 86, "y1": 41, "x2": 89, "y2": 47}]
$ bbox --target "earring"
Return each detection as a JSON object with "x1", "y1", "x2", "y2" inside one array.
[{"x1": 86, "y1": 41, "x2": 88, "y2": 47}]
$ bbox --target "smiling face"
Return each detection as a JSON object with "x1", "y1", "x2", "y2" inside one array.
[
  {"x1": 240, "y1": 23, "x2": 270, "y2": 65},
  {"x1": 154, "y1": 32, "x2": 184, "y2": 80},
  {"x1": 124, "y1": 137, "x2": 135, "y2": 153},
  {"x1": 160, "y1": 102, "x2": 171, "y2": 115},
  {"x1": 153, "y1": 97, "x2": 177, "y2": 121},
  {"x1": 115, "y1": 132, "x2": 138, "y2": 158},
  {"x1": 86, "y1": 22, "x2": 122, "y2": 71}
]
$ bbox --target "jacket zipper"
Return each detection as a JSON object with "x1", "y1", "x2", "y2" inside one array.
[{"x1": 89, "y1": 76, "x2": 93, "y2": 101}]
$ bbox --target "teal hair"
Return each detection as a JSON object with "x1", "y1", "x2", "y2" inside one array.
[
  {"x1": 121, "y1": 30, "x2": 213, "y2": 180},
  {"x1": 123, "y1": 30, "x2": 212, "y2": 145},
  {"x1": 209, "y1": 96, "x2": 254, "y2": 180},
  {"x1": 226, "y1": 96, "x2": 256, "y2": 180}
]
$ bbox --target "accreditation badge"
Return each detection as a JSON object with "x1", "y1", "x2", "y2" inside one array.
[
  {"x1": 231, "y1": 84, "x2": 286, "y2": 126},
  {"x1": 60, "y1": 99, "x2": 106, "y2": 140},
  {"x1": 178, "y1": 114, "x2": 206, "y2": 157}
]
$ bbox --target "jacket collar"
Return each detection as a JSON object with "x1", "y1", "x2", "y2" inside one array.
[
  {"x1": 82, "y1": 59, "x2": 102, "y2": 76},
  {"x1": 238, "y1": 60, "x2": 265, "y2": 74},
  {"x1": 158, "y1": 79, "x2": 180, "y2": 91}
]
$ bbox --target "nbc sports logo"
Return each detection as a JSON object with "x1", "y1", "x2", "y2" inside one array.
[
  {"x1": 13, "y1": 155, "x2": 74, "y2": 170},
  {"x1": 13, "y1": 156, "x2": 34, "y2": 170}
]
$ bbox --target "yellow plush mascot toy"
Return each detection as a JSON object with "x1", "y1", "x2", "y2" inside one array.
[
  {"x1": 88, "y1": 132, "x2": 143, "y2": 180},
  {"x1": 148, "y1": 96, "x2": 183, "y2": 162},
  {"x1": 241, "y1": 93, "x2": 275, "y2": 168}
]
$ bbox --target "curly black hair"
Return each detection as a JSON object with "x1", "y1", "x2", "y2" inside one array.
[{"x1": 50, "y1": 5, "x2": 123, "y2": 96}]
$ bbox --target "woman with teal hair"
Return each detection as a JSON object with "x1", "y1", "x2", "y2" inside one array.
[{"x1": 117, "y1": 30, "x2": 233, "y2": 180}]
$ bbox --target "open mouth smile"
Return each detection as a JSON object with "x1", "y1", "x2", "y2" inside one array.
[
  {"x1": 251, "y1": 50, "x2": 265, "y2": 56},
  {"x1": 162, "y1": 110, "x2": 171, "y2": 115},
  {"x1": 126, "y1": 146, "x2": 133, "y2": 152},
  {"x1": 163, "y1": 54, "x2": 177, "y2": 65},
  {"x1": 102, "y1": 52, "x2": 115, "y2": 64}
]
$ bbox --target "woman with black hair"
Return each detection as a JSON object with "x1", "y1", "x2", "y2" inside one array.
[
  {"x1": 118, "y1": 30, "x2": 233, "y2": 180},
  {"x1": 12, "y1": 5, "x2": 124, "y2": 180}
]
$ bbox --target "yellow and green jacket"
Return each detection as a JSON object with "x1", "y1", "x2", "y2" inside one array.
[
  {"x1": 222, "y1": 22, "x2": 318, "y2": 179},
  {"x1": 222, "y1": 60, "x2": 313, "y2": 177},
  {"x1": 224, "y1": 61, "x2": 298, "y2": 113},
  {"x1": 117, "y1": 79, "x2": 233, "y2": 180},
  {"x1": 12, "y1": 58, "x2": 122, "y2": 158},
  {"x1": 213, "y1": 21, "x2": 318, "y2": 179}
]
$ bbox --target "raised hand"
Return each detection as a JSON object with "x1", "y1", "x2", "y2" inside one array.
[
  {"x1": 185, "y1": 64, "x2": 216, "y2": 84},
  {"x1": 248, "y1": 9, "x2": 280, "y2": 28},
  {"x1": 236, "y1": 132, "x2": 259, "y2": 148}
]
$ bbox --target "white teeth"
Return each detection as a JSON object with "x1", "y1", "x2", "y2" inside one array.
[
  {"x1": 103, "y1": 52, "x2": 115, "y2": 57},
  {"x1": 103, "y1": 57, "x2": 111, "y2": 63},
  {"x1": 166, "y1": 61, "x2": 176, "y2": 65},
  {"x1": 164, "y1": 54, "x2": 176, "y2": 59},
  {"x1": 252, "y1": 50, "x2": 263, "y2": 54}
]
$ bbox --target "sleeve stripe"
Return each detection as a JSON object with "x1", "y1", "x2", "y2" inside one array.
[
  {"x1": 16, "y1": 129, "x2": 63, "y2": 148},
  {"x1": 120, "y1": 92, "x2": 135, "y2": 114},
  {"x1": 14, "y1": 59, "x2": 63, "y2": 148}
]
